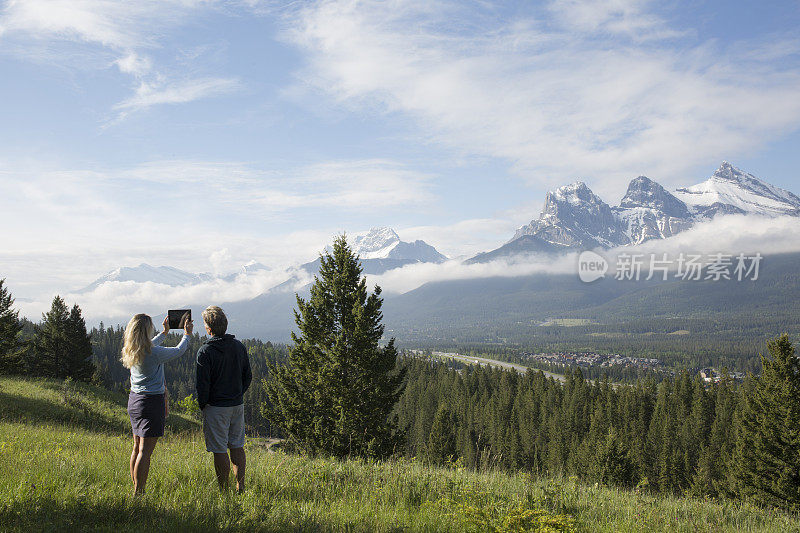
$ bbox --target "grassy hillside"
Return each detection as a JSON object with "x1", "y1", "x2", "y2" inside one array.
[{"x1": 0, "y1": 376, "x2": 797, "y2": 532}]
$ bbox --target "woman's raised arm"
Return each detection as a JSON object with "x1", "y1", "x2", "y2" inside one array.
[
  {"x1": 151, "y1": 320, "x2": 193, "y2": 364},
  {"x1": 151, "y1": 316, "x2": 171, "y2": 346}
]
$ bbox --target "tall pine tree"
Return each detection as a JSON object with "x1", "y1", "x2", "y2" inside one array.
[
  {"x1": 731, "y1": 334, "x2": 800, "y2": 511},
  {"x1": 65, "y1": 304, "x2": 96, "y2": 382},
  {"x1": 427, "y1": 404, "x2": 458, "y2": 464},
  {"x1": 29, "y1": 296, "x2": 95, "y2": 381},
  {"x1": 265, "y1": 236, "x2": 406, "y2": 458},
  {"x1": 29, "y1": 296, "x2": 70, "y2": 377},
  {"x1": 0, "y1": 279, "x2": 25, "y2": 374}
]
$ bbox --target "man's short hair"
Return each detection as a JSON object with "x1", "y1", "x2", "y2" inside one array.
[{"x1": 202, "y1": 306, "x2": 228, "y2": 336}]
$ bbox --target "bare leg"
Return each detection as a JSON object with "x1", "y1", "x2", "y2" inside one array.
[
  {"x1": 130, "y1": 435, "x2": 141, "y2": 485},
  {"x1": 133, "y1": 436, "x2": 159, "y2": 495},
  {"x1": 229, "y1": 447, "x2": 246, "y2": 493},
  {"x1": 213, "y1": 452, "x2": 231, "y2": 490}
]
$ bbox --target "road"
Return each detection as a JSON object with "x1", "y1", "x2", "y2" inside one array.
[{"x1": 428, "y1": 351, "x2": 566, "y2": 382}]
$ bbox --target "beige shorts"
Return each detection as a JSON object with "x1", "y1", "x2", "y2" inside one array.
[{"x1": 202, "y1": 404, "x2": 245, "y2": 453}]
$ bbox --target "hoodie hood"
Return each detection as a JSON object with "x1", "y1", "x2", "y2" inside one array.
[{"x1": 204, "y1": 334, "x2": 237, "y2": 350}]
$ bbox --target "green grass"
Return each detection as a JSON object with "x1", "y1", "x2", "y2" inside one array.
[
  {"x1": 0, "y1": 377, "x2": 797, "y2": 532},
  {"x1": 0, "y1": 376, "x2": 198, "y2": 435}
]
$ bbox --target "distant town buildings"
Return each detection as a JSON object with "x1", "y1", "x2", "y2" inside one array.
[
  {"x1": 519, "y1": 351, "x2": 662, "y2": 370},
  {"x1": 409, "y1": 348, "x2": 746, "y2": 382},
  {"x1": 699, "y1": 367, "x2": 745, "y2": 383}
]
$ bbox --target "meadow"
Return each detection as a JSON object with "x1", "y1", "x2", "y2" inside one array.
[{"x1": 0, "y1": 376, "x2": 797, "y2": 532}]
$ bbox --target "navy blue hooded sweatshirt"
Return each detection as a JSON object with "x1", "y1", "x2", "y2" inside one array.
[{"x1": 196, "y1": 334, "x2": 252, "y2": 410}]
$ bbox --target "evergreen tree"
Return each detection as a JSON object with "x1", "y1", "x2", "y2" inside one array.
[
  {"x1": 427, "y1": 404, "x2": 458, "y2": 464},
  {"x1": 692, "y1": 375, "x2": 734, "y2": 497},
  {"x1": 0, "y1": 279, "x2": 25, "y2": 374},
  {"x1": 29, "y1": 296, "x2": 70, "y2": 377},
  {"x1": 64, "y1": 304, "x2": 95, "y2": 382},
  {"x1": 28, "y1": 296, "x2": 94, "y2": 381},
  {"x1": 732, "y1": 334, "x2": 800, "y2": 511},
  {"x1": 265, "y1": 236, "x2": 406, "y2": 458},
  {"x1": 592, "y1": 427, "x2": 634, "y2": 487}
]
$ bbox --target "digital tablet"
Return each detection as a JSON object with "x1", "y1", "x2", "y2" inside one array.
[{"x1": 167, "y1": 309, "x2": 191, "y2": 330}]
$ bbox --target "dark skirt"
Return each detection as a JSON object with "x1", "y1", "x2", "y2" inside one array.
[{"x1": 127, "y1": 392, "x2": 166, "y2": 438}]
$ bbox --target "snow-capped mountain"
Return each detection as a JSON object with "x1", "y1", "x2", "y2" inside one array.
[
  {"x1": 307, "y1": 227, "x2": 447, "y2": 275},
  {"x1": 79, "y1": 261, "x2": 273, "y2": 292},
  {"x1": 468, "y1": 183, "x2": 629, "y2": 262},
  {"x1": 77, "y1": 263, "x2": 213, "y2": 293},
  {"x1": 221, "y1": 261, "x2": 271, "y2": 281},
  {"x1": 241, "y1": 260, "x2": 271, "y2": 274},
  {"x1": 338, "y1": 226, "x2": 447, "y2": 263},
  {"x1": 351, "y1": 226, "x2": 403, "y2": 258},
  {"x1": 510, "y1": 182, "x2": 629, "y2": 248},
  {"x1": 614, "y1": 176, "x2": 694, "y2": 245},
  {"x1": 352, "y1": 227, "x2": 447, "y2": 263},
  {"x1": 674, "y1": 161, "x2": 800, "y2": 218},
  {"x1": 470, "y1": 162, "x2": 799, "y2": 262}
]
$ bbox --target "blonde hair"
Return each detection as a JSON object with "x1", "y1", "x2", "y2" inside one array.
[
  {"x1": 121, "y1": 314, "x2": 155, "y2": 369},
  {"x1": 202, "y1": 306, "x2": 228, "y2": 336}
]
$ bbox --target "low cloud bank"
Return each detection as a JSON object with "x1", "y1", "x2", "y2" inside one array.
[
  {"x1": 366, "y1": 214, "x2": 800, "y2": 294},
  {"x1": 17, "y1": 268, "x2": 313, "y2": 325},
  {"x1": 16, "y1": 214, "x2": 800, "y2": 325}
]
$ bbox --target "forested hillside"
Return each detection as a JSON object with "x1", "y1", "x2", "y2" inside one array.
[{"x1": 396, "y1": 334, "x2": 800, "y2": 512}]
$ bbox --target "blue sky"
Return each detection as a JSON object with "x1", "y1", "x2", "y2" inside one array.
[{"x1": 1, "y1": 0, "x2": 800, "y2": 314}]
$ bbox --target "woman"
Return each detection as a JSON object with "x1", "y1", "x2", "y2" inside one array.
[{"x1": 121, "y1": 313, "x2": 193, "y2": 495}]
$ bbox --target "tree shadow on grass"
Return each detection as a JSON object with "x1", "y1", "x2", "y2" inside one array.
[
  {"x1": 0, "y1": 390, "x2": 196, "y2": 435},
  {"x1": 0, "y1": 496, "x2": 330, "y2": 532},
  {"x1": 0, "y1": 390, "x2": 128, "y2": 433},
  {"x1": 38, "y1": 380, "x2": 201, "y2": 434}
]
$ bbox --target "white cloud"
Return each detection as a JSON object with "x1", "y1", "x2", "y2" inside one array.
[
  {"x1": 1, "y1": 157, "x2": 432, "y2": 222},
  {"x1": 284, "y1": 0, "x2": 800, "y2": 199},
  {"x1": 287, "y1": 159, "x2": 435, "y2": 209},
  {"x1": 547, "y1": 0, "x2": 684, "y2": 41},
  {"x1": 209, "y1": 248, "x2": 234, "y2": 274},
  {"x1": 625, "y1": 214, "x2": 800, "y2": 257},
  {"x1": 0, "y1": 0, "x2": 237, "y2": 117},
  {"x1": 108, "y1": 158, "x2": 435, "y2": 211},
  {"x1": 15, "y1": 266, "x2": 311, "y2": 322},
  {"x1": 114, "y1": 76, "x2": 241, "y2": 112},
  {"x1": 0, "y1": 0, "x2": 156, "y2": 49},
  {"x1": 0, "y1": 0, "x2": 222, "y2": 48},
  {"x1": 0, "y1": 157, "x2": 435, "y2": 305},
  {"x1": 114, "y1": 51, "x2": 151, "y2": 75}
]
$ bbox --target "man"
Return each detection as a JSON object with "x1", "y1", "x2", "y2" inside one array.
[{"x1": 196, "y1": 305, "x2": 252, "y2": 492}]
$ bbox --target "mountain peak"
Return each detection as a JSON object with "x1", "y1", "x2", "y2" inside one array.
[
  {"x1": 342, "y1": 226, "x2": 447, "y2": 264},
  {"x1": 309, "y1": 227, "x2": 446, "y2": 274},
  {"x1": 365, "y1": 226, "x2": 400, "y2": 241},
  {"x1": 351, "y1": 227, "x2": 401, "y2": 256},
  {"x1": 544, "y1": 181, "x2": 605, "y2": 210},
  {"x1": 713, "y1": 161, "x2": 749, "y2": 182},
  {"x1": 507, "y1": 180, "x2": 628, "y2": 250},
  {"x1": 552, "y1": 181, "x2": 590, "y2": 199},
  {"x1": 78, "y1": 264, "x2": 212, "y2": 293},
  {"x1": 618, "y1": 175, "x2": 690, "y2": 218},
  {"x1": 242, "y1": 261, "x2": 270, "y2": 273},
  {"x1": 675, "y1": 162, "x2": 800, "y2": 217}
]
